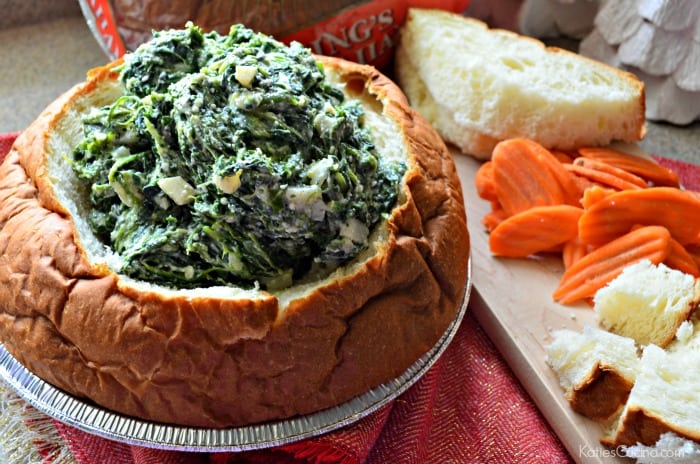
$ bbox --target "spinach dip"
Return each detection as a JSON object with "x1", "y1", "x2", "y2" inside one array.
[{"x1": 71, "y1": 23, "x2": 406, "y2": 290}]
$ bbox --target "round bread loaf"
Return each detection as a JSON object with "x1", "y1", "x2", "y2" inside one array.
[{"x1": 0, "y1": 51, "x2": 469, "y2": 427}]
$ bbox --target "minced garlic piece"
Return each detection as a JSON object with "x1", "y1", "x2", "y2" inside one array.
[
  {"x1": 214, "y1": 170, "x2": 242, "y2": 194},
  {"x1": 157, "y1": 176, "x2": 197, "y2": 205},
  {"x1": 235, "y1": 65, "x2": 257, "y2": 87}
]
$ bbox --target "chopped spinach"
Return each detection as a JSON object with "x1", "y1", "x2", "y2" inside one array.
[{"x1": 71, "y1": 23, "x2": 405, "y2": 290}]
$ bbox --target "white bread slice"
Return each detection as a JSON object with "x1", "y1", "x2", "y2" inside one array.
[
  {"x1": 546, "y1": 325, "x2": 639, "y2": 420},
  {"x1": 593, "y1": 260, "x2": 700, "y2": 348},
  {"x1": 395, "y1": 8, "x2": 646, "y2": 159}
]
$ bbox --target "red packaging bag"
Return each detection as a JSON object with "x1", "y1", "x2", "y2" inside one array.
[{"x1": 79, "y1": 0, "x2": 470, "y2": 70}]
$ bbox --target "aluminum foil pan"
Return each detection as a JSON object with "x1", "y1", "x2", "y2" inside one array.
[{"x1": 0, "y1": 260, "x2": 470, "y2": 452}]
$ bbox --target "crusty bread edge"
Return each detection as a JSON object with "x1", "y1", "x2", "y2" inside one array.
[{"x1": 567, "y1": 361, "x2": 635, "y2": 422}]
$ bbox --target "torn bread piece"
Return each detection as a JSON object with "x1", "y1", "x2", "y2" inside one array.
[
  {"x1": 603, "y1": 315, "x2": 700, "y2": 447},
  {"x1": 549, "y1": 260, "x2": 700, "y2": 450},
  {"x1": 546, "y1": 325, "x2": 639, "y2": 421},
  {"x1": 593, "y1": 260, "x2": 700, "y2": 347}
]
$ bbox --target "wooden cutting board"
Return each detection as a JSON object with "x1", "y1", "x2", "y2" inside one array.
[{"x1": 453, "y1": 150, "x2": 629, "y2": 464}]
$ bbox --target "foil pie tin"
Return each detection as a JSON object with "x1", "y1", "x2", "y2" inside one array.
[{"x1": 0, "y1": 260, "x2": 471, "y2": 452}]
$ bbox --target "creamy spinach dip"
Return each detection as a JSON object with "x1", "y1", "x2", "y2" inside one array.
[{"x1": 71, "y1": 23, "x2": 406, "y2": 290}]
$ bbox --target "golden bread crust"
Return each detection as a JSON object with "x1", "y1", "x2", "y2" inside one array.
[
  {"x1": 602, "y1": 407, "x2": 700, "y2": 447},
  {"x1": 567, "y1": 362, "x2": 634, "y2": 421},
  {"x1": 0, "y1": 56, "x2": 469, "y2": 427}
]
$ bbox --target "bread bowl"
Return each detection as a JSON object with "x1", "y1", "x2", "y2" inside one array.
[{"x1": 0, "y1": 24, "x2": 469, "y2": 428}]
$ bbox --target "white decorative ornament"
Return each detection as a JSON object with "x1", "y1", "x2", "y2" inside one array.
[
  {"x1": 518, "y1": 0, "x2": 700, "y2": 124},
  {"x1": 580, "y1": 0, "x2": 700, "y2": 124},
  {"x1": 519, "y1": 0, "x2": 601, "y2": 39}
]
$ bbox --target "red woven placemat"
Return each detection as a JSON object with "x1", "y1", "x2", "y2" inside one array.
[{"x1": 48, "y1": 308, "x2": 571, "y2": 464}]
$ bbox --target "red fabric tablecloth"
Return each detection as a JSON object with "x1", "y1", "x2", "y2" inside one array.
[{"x1": 5, "y1": 130, "x2": 696, "y2": 464}]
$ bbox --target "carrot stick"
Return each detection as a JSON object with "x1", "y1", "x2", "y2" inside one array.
[
  {"x1": 577, "y1": 146, "x2": 680, "y2": 187},
  {"x1": 664, "y1": 237, "x2": 700, "y2": 277},
  {"x1": 550, "y1": 150, "x2": 576, "y2": 164},
  {"x1": 488, "y1": 205, "x2": 583, "y2": 258},
  {"x1": 491, "y1": 138, "x2": 579, "y2": 216},
  {"x1": 578, "y1": 187, "x2": 700, "y2": 246},
  {"x1": 566, "y1": 157, "x2": 648, "y2": 190},
  {"x1": 475, "y1": 161, "x2": 499, "y2": 203},
  {"x1": 552, "y1": 225, "x2": 671, "y2": 304},
  {"x1": 580, "y1": 185, "x2": 616, "y2": 209},
  {"x1": 562, "y1": 237, "x2": 590, "y2": 270},
  {"x1": 482, "y1": 207, "x2": 508, "y2": 232}
]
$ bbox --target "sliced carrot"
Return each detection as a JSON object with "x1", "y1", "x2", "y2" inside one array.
[
  {"x1": 566, "y1": 157, "x2": 648, "y2": 191},
  {"x1": 488, "y1": 205, "x2": 583, "y2": 258},
  {"x1": 491, "y1": 139, "x2": 562, "y2": 215},
  {"x1": 566, "y1": 163, "x2": 638, "y2": 191},
  {"x1": 569, "y1": 174, "x2": 599, "y2": 197},
  {"x1": 550, "y1": 150, "x2": 576, "y2": 164},
  {"x1": 482, "y1": 207, "x2": 508, "y2": 232},
  {"x1": 476, "y1": 138, "x2": 691, "y2": 307},
  {"x1": 475, "y1": 161, "x2": 498, "y2": 203},
  {"x1": 578, "y1": 187, "x2": 700, "y2": 246},
  {"x1": 491, "y1": 138, "x2": 579, "y2": 216},
  {"x1": 664, "y1": 237, "x2": 700, "y2": 277},
  {"x1": 552, "y1": 225, "x2": 671, "y2": 304},
  {"x1": 534, "y1": 145, "x2": 582, "y2": 206},
  {"x1": 577, "y1": 146, "x2": 680, "y2": 187},
  {"x1": 580, "y1": 185, "x2": 616, "y2": 209},
  {"x1": 562, "y1": 236, "x2": 590, "y2": 270},
  {"x1": 686, "y1": 245, "x2": 700, "y2": 270},
  {"x1": 577, "y1": 158, "x2": 648, "y2": 188}
]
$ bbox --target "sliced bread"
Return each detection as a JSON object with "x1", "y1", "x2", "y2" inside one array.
[{"x1": 395, "y1": 8, "x2": 646, "y2": 159}]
